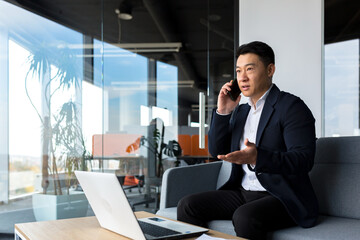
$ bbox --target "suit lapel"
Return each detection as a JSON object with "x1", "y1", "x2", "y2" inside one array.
[{"x1": 256, "y1": 85, "x2": 280, "y2": 146}]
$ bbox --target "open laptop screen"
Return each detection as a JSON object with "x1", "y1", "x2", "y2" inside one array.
[{"x1": 75, "y1": 171, "x2": 207, "y2": 240}]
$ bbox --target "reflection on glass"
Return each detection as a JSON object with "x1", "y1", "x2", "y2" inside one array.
[
  {"x1": 5, "y1": 1, "x2": 85, "y2": 200},
  {"x1": 325, "y1": 39, "x2": 360, "y2": 137},
  {"x1": 156, "y1": 61, "x2": 178, "y2": 128},
  {"x1": 95, "y1": 40, "x2": 148, "y2": 174},
  {"x1": 3, "y1": 0, "x2": 91, "y2": 223},
  {"x1": 156, "y1": 61, "x2": 179, "y2": 171},
  {"x1": 82, "y1": 81, "x2": 103, "y2": 156},
  {"x1": 0, "y1": 0, "x2": 237, "y2": 234},
  {"x1": 9, "y1": 39, "x2": 41, "y2": 198},
  {"x1": 102, "y1": 40, "x2": 148, "y2": 131}
]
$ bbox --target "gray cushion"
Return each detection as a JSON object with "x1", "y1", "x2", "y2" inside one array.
[
  {"x1": 310, "y1": 137, "x2": 360, "y2": 219},
  {"x1": 216, "y1": 161, "x2": 232, "y2": 189},
  {"x1": 268, "y1": 216, "x2": 360, "y2": 240},
  {"x1": 182, "y1": 216, "x2": 360, "y2": 239},
  {"x1": 208, "y1": 220, "x2": 236, "y2": 236},
  {"x1": 160, "y1": 162, "x2": 222, "y2": 209}
]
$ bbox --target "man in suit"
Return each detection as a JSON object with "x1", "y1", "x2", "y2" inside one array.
[{"x1": 177, "y1": 41, "x2": 318, "y2": 239}]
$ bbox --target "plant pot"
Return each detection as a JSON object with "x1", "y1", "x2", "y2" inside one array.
[{"x1": 32, "y1": 191, "x2": 88, "y2": 221}]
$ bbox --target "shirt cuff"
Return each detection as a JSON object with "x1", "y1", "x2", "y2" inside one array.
[{"x1": 216, "y1": 109, "x2": 232, "y2": 116}]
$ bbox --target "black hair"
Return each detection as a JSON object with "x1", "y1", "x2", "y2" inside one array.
[{"x1": 236, "y1": 41, "x2": 275, "y2": 67}]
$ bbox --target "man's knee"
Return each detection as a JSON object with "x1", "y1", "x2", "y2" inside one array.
[
  {"x1": 177, "y1": 196, "x2": 189, "y2": 216},
  {"x1": 177, "y1": 194, "x2": 207, "y2": 227},
  {"x1": 232, "y1": 206, "x2": 264, "y2": 239},
  {"x1": 232, "y1": 207, "x2": 251, "y2": 232},
  {"x1": 177, "y1": 195, "x2": 197, "y2": 219}
]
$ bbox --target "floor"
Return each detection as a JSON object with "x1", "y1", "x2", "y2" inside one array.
[{"x1": 0, "y1": 186, "x2": 157, "y2": 240}]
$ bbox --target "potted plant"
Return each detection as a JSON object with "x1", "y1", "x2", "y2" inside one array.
[
  {"x1": 25, "y1": 43, "x2": 89, "y2": 221},
  {"x1": 126, "y1": 118, "x2": 182, "y2": 178}
]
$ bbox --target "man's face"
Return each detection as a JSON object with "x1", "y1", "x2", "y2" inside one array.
[{"x1": 236, "y1": 53, "x2": 275, "y2": 104}]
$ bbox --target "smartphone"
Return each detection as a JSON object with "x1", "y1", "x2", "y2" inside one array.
[{"x1": 228, "y1": 79, "x2": 241, "y2": 101}]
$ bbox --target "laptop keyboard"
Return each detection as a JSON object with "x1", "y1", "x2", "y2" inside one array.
[{"x1": 139, "y1": 221, "x2": 181, "y2": 237}]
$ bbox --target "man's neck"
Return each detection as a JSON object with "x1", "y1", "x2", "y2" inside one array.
[
  {"x1": 249, "y1": 84, "x2": 273, "y2": 109},
  {"x1": 250, "y1": 97, "x2": 261, "y2": 109}
]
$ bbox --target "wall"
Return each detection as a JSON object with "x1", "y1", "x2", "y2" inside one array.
[{"x1": 239, "y1": 0, "x2": 323, "y2": 137}]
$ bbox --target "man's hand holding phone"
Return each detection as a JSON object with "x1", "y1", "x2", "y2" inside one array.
[{"x1": 217, "y1": 79, "x2": 241, "y2": 115}]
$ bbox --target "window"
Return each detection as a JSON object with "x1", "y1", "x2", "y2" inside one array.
[{"x1": 324, "y1": 39, "x2": 360, "y2": 137}]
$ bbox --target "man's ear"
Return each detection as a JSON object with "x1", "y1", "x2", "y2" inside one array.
[{"x1": 267, "y1": 63, "x2": 275, "y2": 77}]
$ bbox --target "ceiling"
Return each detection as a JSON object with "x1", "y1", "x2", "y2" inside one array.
[
  {"x1": 324, "y1": 0, "x2": 360, "y2": 43},
  {"x1": 6, "y1": 0, "x2": 360, "y2": 113}
]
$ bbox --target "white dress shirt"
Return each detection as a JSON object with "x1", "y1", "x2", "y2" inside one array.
[{"x1": 240, "y1": 84, "x2": 273, "y2": 191}]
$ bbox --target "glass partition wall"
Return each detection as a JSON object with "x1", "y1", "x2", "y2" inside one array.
[{"x1": 0, "y1": 0, "x2": 237, "y2": 237}]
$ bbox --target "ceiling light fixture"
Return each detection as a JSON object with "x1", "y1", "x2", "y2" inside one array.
[
  {"x1": 115, "y1": 1, "x2": 133, "y2": 20},
  {"x1": 62, "y1": 42, "x2": 182, "y2": 53},
  {"x1": 114, "y1": 42, "x2": 182, "y2": 53}
]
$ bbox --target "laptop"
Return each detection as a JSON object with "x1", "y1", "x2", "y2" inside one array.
[{"x1": 75, "y1": 171, "x2": 208, "y2": 240}]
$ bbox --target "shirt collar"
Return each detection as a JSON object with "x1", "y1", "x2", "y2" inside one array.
[{"x1": 248, "y1": 84, "x2": 273, "y2": 109}]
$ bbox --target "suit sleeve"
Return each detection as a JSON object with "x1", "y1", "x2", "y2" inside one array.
[
  {"x1": 208, "y1": 109, "x2": 232, "y2": 158},
  {"x1": 254, "y1": 97, "x2": 316, "y2": 175}
]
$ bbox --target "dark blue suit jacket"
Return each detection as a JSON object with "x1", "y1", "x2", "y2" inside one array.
[{"x1": 208, "y1": 84, "x2": 318, "y2": 228}]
